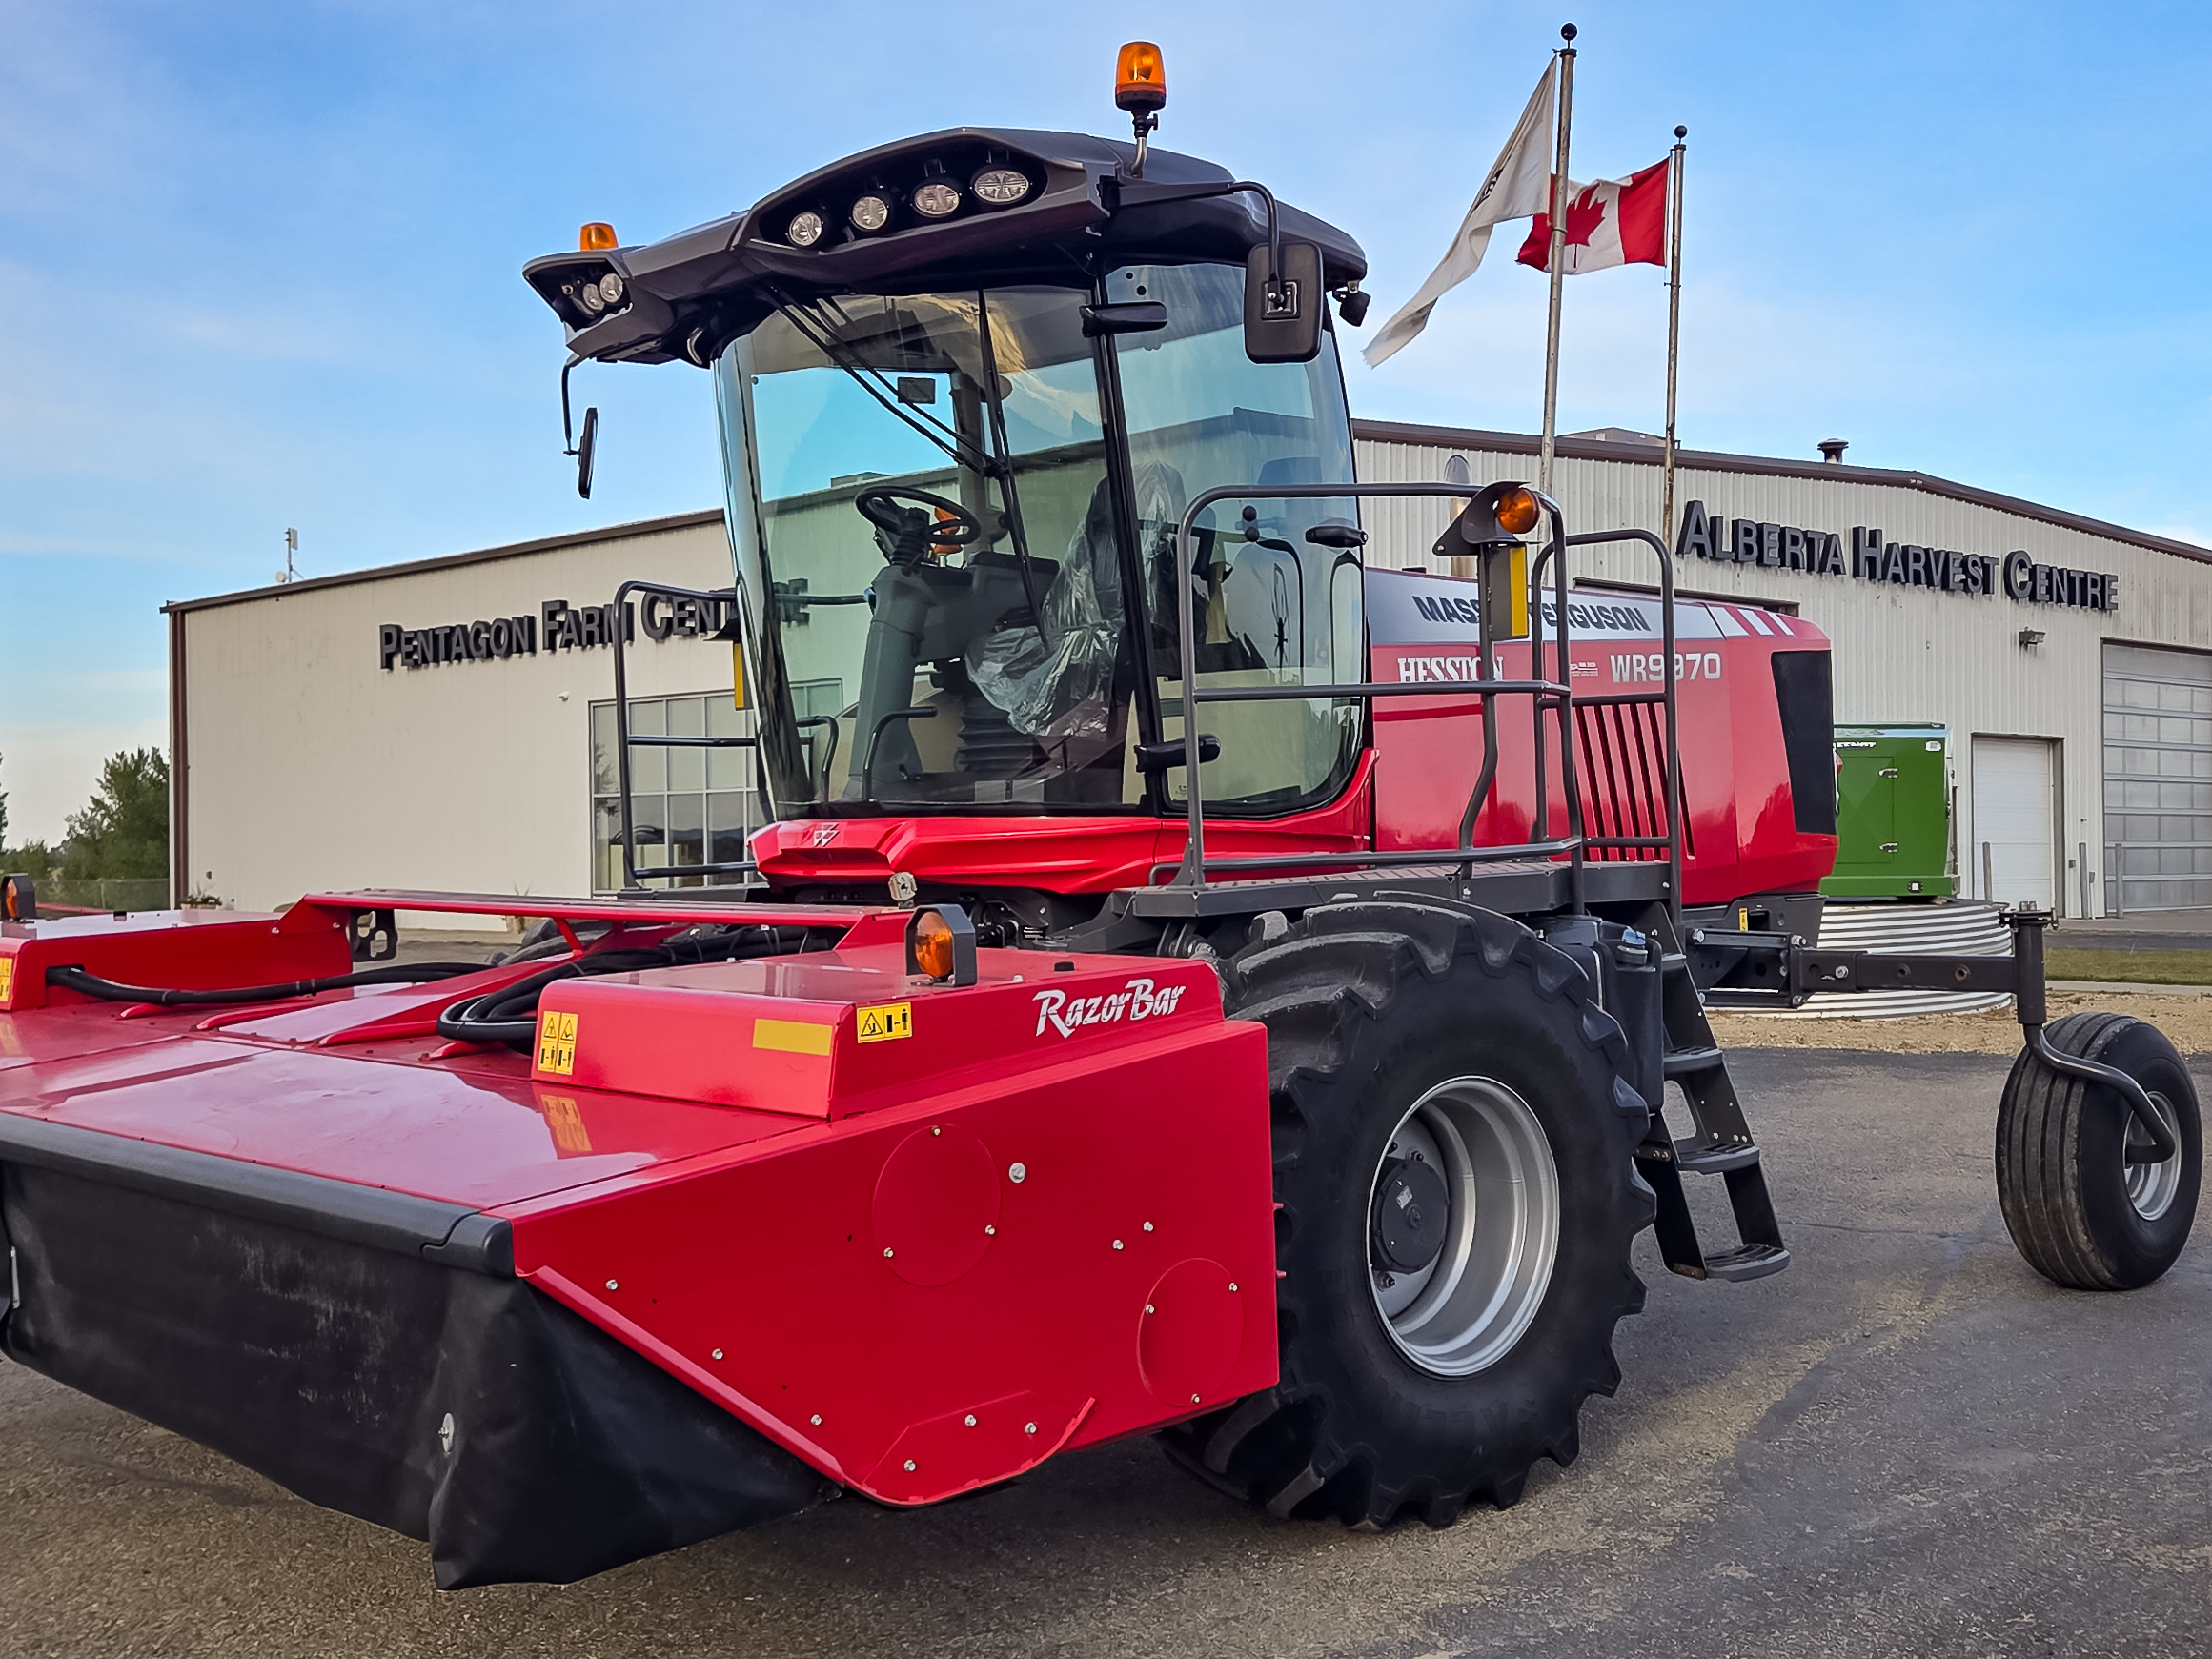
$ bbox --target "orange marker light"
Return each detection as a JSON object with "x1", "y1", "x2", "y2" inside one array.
[
  {"x1": 1115, "y1": 42, "x2": 1167, "y2": 112},
  {"x1": 911, "y1": 910, "x2": 956, "y2": 981},
  {"x1": 578, "y1": 222, "x2": 619, "y2": 252},
  {"x1": 1496, "y1": 485, "x2": 1541, "y2": 537}
]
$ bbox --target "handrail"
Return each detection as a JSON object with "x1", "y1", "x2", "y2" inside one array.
[
  {"x1": 1543, "y1": 528, "x2": 1680, "y2": 924},
  {"x1": 1167, "y1": 481, "x2": 1602, "y2": 897},
  {"x1": 609, "y1": 577, "x2": 758, "y2": 893}
]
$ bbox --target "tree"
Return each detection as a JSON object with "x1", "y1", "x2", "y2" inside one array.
[{"x1": 61, "y1": 748, "x2": 170, "y2": 880}]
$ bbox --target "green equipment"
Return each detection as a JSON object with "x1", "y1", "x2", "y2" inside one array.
[{"x1": 1824, "y1": 724, "x2": 1955, "y2": 899}]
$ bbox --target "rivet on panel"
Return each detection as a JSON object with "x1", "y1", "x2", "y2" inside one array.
[
  {"x1": 883, "y1": 1247, "x2": 895, "y2": 1258},
  {"x1": 984, "y1": 1224, "x2": 996, "y2": 1236},
  {"x1": 810, "y1": 1413, "x2": 822, "y2": 1426},
  {"x1": 1143, "y1": 1221, "x2": 1154, "y2": 1232},
  {"x1": 711, "y1": 1348, "x2": 724, "y2": 1360},
  {"x1": 1025, "y1": 1422, "x2": 1038, "y2": 1435},
  {"x1": 1112, "y1": 1239, "x2": 1124, "y2": 1250},
  {"x1": 964, "y1": 1413, "x2": 977, "y2": 1426},
  {"x1": 931, "y1": 1125, "x2": 941, "y2": 1136},
  {"x1": 604, "y1": 1279, "x2": 619, "y2": 1291},
  {"x1": 903, "y1": 1459, "x2": 917, "y2": 1472},
  {"x1": 1190, "y1": 1392, "x2": 1201, "y2": 1404},
  {"x1": 1008, "y1": 1162, "x2": 1027, "y2": 1184},
  {"x1": 1228, "y1": 1282, "x2": 1239, "y2": 1292},
  {"x1": 1144, "y1": 1304, "x2": 1155, "y2": 1314}
]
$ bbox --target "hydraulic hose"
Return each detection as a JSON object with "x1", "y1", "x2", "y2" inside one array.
[
  {"x1": 436, "y1": 925, "x2": 830, "y2": 1051},
  {"x1": 46, "y1": 961, "x2": 487, "y2": 1007}
]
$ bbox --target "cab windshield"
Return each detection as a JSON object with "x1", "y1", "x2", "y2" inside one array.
[{"x1": 714, "y1": 267, "x2": 1360, "y2": 819}]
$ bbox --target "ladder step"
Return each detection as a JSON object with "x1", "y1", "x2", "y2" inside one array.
[
  {"x1": 1662, "y1": 1045, "x2": 1724, "y2": 1079},
  {"x1": 1702, "y1": 1243, "x2": 1791, "y2": 1283},
  {"x1": 1674, "y1": 1139, "x2": 1761, "y2": 1176}
]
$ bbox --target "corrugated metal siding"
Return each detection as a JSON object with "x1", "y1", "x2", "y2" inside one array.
[{"x1": 1360, "y1": 435, "x2": 2212, "y2": 916}]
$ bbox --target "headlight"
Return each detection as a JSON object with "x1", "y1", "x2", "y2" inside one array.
[
  {"x1": 786, "y1": 210, "x2": 824, "y2": 247},
  {"x1": 596, "y1": 272, "x2": 624, "y2": 306},
  {"x1": 912, "y1": 181, "x2": 960, "y2": 219},
  {"x1": 971, "y1": 168, "x2": 1031, "y2": 208},
  {"x1": 850, "y1": 194, "x2": 891, "y2": 233},
  {"x1": 577, "y1": 282, "x2": 607, "y2": 314}
]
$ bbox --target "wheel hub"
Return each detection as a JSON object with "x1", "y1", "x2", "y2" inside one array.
[
  {"x1": 1367, "y1": 1076, "x2": 1561, "y2": 1378},
  {"x1": 2124, "y1": 1091, "x2": 2184, "y2": 1222},
  {"x1": 1370, "y1": 1154, "x2": 1451, "y2": 1274}
]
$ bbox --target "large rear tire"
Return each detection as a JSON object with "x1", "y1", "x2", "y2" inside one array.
[
  {"x1": 1162, "y1": 899, "x2": 1654, "y2": 1527},
  {"x1": 1997, "y1": 1011, "x2": 2202, "y2": 1290}
]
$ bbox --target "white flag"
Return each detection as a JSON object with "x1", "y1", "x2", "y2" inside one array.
[{"x1": 1363, "y1": 62, "x2": 1557, "y2": 368}]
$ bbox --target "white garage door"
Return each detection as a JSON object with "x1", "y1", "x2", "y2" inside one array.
[
  {"x1": 2102, "y1": 642, "x2": 2212, "y2": 912},
  {"x1": 1973, "y1": 737, "x2": 2056, "y2": 910}
]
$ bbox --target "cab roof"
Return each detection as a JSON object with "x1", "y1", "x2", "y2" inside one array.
[{"x1": 524, "y1": 126, "x2": 1366, "y2": 368}]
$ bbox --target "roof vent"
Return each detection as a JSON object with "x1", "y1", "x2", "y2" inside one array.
[{"x1": 1818, "y1": 438, "x2": 1849, "y2": 463}]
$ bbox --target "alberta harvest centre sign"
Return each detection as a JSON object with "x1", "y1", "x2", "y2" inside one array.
[{"x1": 1674, "y1": 500, "x2": 2117, "y2": 613}]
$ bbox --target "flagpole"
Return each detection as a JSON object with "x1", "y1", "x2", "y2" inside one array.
[
  {"x1": 1661, "y1": 124, "x2": 1687, "y2": 553},
  {"x1": 1537, "y1": 23, "x2": 1577, "y2": 496}
]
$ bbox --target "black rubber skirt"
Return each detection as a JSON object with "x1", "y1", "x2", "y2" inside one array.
[{"x1": 0, "y1": 1123, "x2": 832, "y2": 1588}]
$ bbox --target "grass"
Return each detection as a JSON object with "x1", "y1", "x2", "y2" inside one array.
[{"x1": 2044, "y1": 947, "x2": 2212, "y2": 986}]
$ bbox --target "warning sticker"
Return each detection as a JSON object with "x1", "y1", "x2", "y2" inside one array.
[
  {"x1": 856, "y1": 1001, "x2": 912, "y2": 1043},
  {"x1": 537, "y1": 1008, "x2": 579, "y2": 1075},
  {"x1": 0, "y1": 957, "x2": 12, "y2": 1004}
]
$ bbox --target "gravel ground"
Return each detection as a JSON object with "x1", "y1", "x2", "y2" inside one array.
[{"x1": 0, "y1": 1049, "x2": 2205, "y2": 1658}]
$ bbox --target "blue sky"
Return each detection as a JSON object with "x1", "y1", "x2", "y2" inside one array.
[{"x1": 4, "y1": 1, "x2": 2209, "y2": 840}]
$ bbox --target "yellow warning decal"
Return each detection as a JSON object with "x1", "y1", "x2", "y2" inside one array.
[
  {"x1": 537, "y1": 1008, "x2": 579, "y2": 1075},
  {"x1": 0, "y1": 957, "x2": 13, "y2": 1003},
  {"x1": 856, "y1": 1001, "x2": 912, "y2": 1043},
  {"x1": 755, "y1": 1018, "x2": 833, "y2": 1056}
]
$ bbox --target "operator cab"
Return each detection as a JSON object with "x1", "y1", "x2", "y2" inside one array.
[{"x1": 528, "y1": 111, "x2": 1373, "y2": 833}]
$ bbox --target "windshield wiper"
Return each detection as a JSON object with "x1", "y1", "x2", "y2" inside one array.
[{"x1": 768, "y1": 286, "x2": 1050, "y2": 646}]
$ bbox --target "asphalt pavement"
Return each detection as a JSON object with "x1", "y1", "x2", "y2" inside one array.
[{"x1": 1, "y1": 1049, "x2": 2206, "y2": 1658}]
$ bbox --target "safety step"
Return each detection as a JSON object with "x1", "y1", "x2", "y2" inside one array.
[
  {"x1": 1662, "y1": 1045, "x2": 1725, "y2": 1079},
  {"x1": 1674, "y1": 1138, "x2": 1761, "y2": 1175},
  {"x1": 1702, "y1": 1244, "x2": 1791, "y2": 1283},
  {"x1": 1659, "y1": 951, "x2": 1692, "y2": 978}
]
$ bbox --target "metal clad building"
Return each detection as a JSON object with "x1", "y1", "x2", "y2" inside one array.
[{"x1": 166, "y1": 420, "x2": 2212, "y2": 926}]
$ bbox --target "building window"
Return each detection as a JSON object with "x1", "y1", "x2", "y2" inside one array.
[{"x1": 589, "y1": 681, "x2": 842, "y2": 892}]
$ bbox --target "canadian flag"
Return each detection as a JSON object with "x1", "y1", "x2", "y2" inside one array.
[{"x1": 1515, "y1": 159, "x2": 1669, "y2": 274}]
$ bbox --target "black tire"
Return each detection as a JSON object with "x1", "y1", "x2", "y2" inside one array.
[
  {"x1": 1161, "y1": 898, "x2": 1654, "y2": 1528},
  {"x1": 1997, "y1": 1011, "x2": 2202, "y2": 1290}
]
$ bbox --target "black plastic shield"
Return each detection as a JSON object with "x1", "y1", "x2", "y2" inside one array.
[{"x1": 0, "y1": 1161, "x2": 833, "y2": 1588}]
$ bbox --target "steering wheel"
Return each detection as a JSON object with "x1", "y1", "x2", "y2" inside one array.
[{"x1": 853, "y1": 485, "x2": 984, "y2": 568}]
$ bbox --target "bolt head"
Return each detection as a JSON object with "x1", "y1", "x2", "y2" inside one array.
[
  {"x1": 883, "y1": 1246, "x2": 895, "y2": 1258},
  {"x1": 984, "y1": 1224, "x2": 996, "y2": 1236},
  {"x1": 930, "y1": 1125, "x2": 941, "y2": 1136},
  {"x1": 604, "y1": 1278, "x2": 619, "y2": 1291},
  {"x1": 964, "y1": 1413, "x2": 977, "y2": 1426},
  {"x1": 810, "y1": 1413, "x2": 822, "y2": 1426},
  {"x1": 1008, "y1": 1162, "x2": 1026, "y2": 1184},
  {"x1": 1025, "y1": 1421, "x2": 1038, "y2": 1435},
  {"x1": 1190, "y1": 1392, "x2": 1201, "y2": 1404},
  {"x1": 1112, "y1": 1238, "x2": 1124, "y2": 1250},
  {"x1": 1145, "y1": 1304, "x2": 1156, "y2": 1314},
  {"x1": 1142, "y1": 1221, "x2": 1154, "y2": 1232},
  {"x1": 903, "y1": 1458, "x2": 917, "y2": 1472},
  {"x1": 1228, "y1": 1282, "x2": 1239, "y2": 1292}
]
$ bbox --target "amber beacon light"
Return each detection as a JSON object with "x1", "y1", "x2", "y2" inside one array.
[
  {"x1": 578, "y1": 221, "x2": 619, "y2": 252},
  {"x1": 1115, "y1": 42, "x2": 1167, "y2": 111}
]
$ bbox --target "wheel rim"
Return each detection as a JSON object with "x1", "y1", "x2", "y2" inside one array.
[
  {"x1": 2124, "y1": 1091, "x2": 2183, "y2": 1223},
  {"x1": 1367, "y1": 1076, "x2": 1560, "y2": 1378}
]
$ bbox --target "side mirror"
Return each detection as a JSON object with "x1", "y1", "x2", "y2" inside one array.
[
  {"x1": 575, "y1": 406, "x2": 598, "y2": 500},
  {"x1": 1244, "y1": 241, "x2": 1323, "y2": 364}
]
